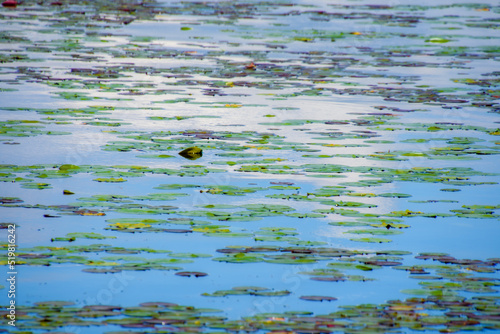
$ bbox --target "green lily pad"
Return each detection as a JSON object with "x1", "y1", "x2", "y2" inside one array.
[
  {"x1": 154, "y1": 184, "x2": 201, "y2": 190},
  {"x1": 241, "y1": 204, "x2": 296, "y2": 213},
  {"x1": 65, "y1": 232, "x2": 116, "y2": 240},
  {"x1": 346, "y1": 229, "x2": 403, "y2": 236},
  {"x1": 175, "y1": 271, "x2": 208, "y2": 277},
  {"x1": 426, "y1": 37, "x2": 451, "y2": 43},
  {"x1": 350, "y1": 237, "x2": 392, "y2": 243},
  {"x1": 300, "y1": 295, "x2": 338, "y2": 302},
  {"x1": 212, "y1": 253, "x2": 263, "y2": 263},
  {"x1": 21, "y1": 182, "x2": 52, "y2": 190},
  {"x1": 203, "y1": 286, "x2": 291, "y2": 297},
  {"x1": 137, "y1": 154, "x2": 175, "y2": 159},
  {"x1": 94, "y1": 177, "x2": 127, "y2": 183},
  {"x1": 378, "y1": 193, "x2": 412, "y2": 198},
  {"x1": 131, "y1": 193, "x2": 189, "y2": 201}
]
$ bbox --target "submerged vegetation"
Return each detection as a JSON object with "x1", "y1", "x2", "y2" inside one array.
[{"x1": 0, "y1": 0, "x2": 499, "y2": 332}]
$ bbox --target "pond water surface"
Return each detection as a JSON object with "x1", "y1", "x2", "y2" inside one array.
[{"x1": 1, "y1": 0, "x2": 500, "y2": 333}]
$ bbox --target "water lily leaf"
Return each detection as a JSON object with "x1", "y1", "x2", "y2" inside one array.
[
  {"x1": 65, "y1": 232, "x2": 116, "y2": 240},
  {"x1": 285, "y1": 213, "x2": 326, "y2": 218},
  {"x1": 426, "y1": 37, "x2": 451, "y2": 43},
  {"x1": 21, "y1": 182, "x2": 52, "y2": 189},
  {"x1": 101, "y1": 256, "x2": 147, "y2": 262},
  {"x1": 254, "y1": 236, "x2": 300, "y2": 242},
  {"x1": 217, "y1": 152, "x2": 263, "y2": 158},
  {"x1": 106, "y1": 218, "x2": 167, "y2": 225},
  {"x1": 441, "y1": 188, "x2": 461, "y2": 192},
  {"x1": 202, "y1": 232, "x2": 252, "y2": 237},
  {"x1": 34, "y1": 301, "x2": 75, "y2": 307},
  {"x1": 362, "y1": 260, "x2": 403, "y2": 266},
  {"x1": 169, "y1": 253, "x2": 211, "y2": 258},
  {"x1": 350, "y1": 237, "x2": 392, "y2": 243},
  {"x1": 202, "y1": 290, "x2": 249, "y2": 297},
  {"x1": 410, "y1": 275, "x2": 443, "y2": 280},
  {"x1": 162, "y1": 228, "x2": 193, "y2": 233},
  {"x1": 74, "y1": 209, "x2": 106, "y2": 216},
  {"x1": 94, "y1": 177, "x2": 127, "y2": 183},
  {"x1": 328, "y1": 221, "x2": 371, "y2": 227},
  {"x1": 212, "y1": 253, "x2": 263, "y2": 263},
  {"x1": 376, "y1": 250, "x2": 412, "y2": 256},
  {"x1": 241, "y1": 204, "x2": 296, "y2": 213},
  {"x1": 254, "y1": 290, "x2": 291, "y2": 296},
  {"x1": 300, "y1": 296, "x2": 337, "y2": 302},
  {"x1": 106, "y1": 222, "x2": 150, "y2": 230},
  {"x1": 131, "y1": 193, "x2": 189, "y2": 201},
  {"x1": 154, "y1": 184, "x2": 201, "y2": 190},
  {"x1": 200, "y1": 204, "x2": 239, "y2": 209},
  {"x1": 264, "y1": 257, "x2": 317, "y2": 264},
  {"x1": 327, "y1": 263, "x2": 381, "y2": 271},
  {"x1": 310, "y1": 276, "x2": 347, "y2": 282},
  {"x1": 290, "y1": 240, "x2": 328, "y2": 246},
  {"x1": 346, "y1": 229, "x2": 403, "y2": 235},
  {"x1": 202, "y1": 285, "x2": 288, "y2": 297},
  {"x1": 175, "y1": 271, "x2": 208, "y2": 277},
  {"x1": 114, "y1": 205, "x2": 177, "y2": 215},
  {"x1": 400, "y1": 289, "x2": 432, "y2": 296},
  {"x1": 201, "y1": 185, "x2": 266, "y2": 196},
  {"x1": 0, "y1": 197, "x2": 24, "y2": 204},
  {"x1": 51, "y1": 237, "x2": 76, "y2": 242},
  {"x1": 378, "y1": 193, "x2": 412, "y2": 198},
  {"x1": 136, "y1": 154, "x2": 175, "y2": 159}
]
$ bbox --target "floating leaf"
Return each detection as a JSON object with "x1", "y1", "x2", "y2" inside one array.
[
  {"x1": 346, "y1": 229, "x2": 403, "y2": 236},
  {"x1": 426, "y1": 37, "x2": 451, "y2": 43},
  {"x1": 212, "y1": 253, "x2": 263, "y2": 263},
  {"x1": 203, "y1": 286, "x2": 290, "y2": 297},
  {"x1": 93, "y1": 177, "x2": 127, "y2": 183},
  {"x1": 65, "y1": 232, "x2": 116, "y2": 240},
  {"x1": 300, "y1": 296, "x2": 338, "y2": 302},
  {"x1": 350, "y1": 237, "x2": 392, "y2": 243},
  {"x1": 137, "y1": 154, "x2": 175, "y2": 159},
  {"x1": 175, "y1": 271, "x2": 208, "y2": 277},
  {"x1": 21, "y1": 182, "x2": 52, "y2": 190},
  {"x1": 378, "y1": 193, "x2": 412, "y2": 198}
]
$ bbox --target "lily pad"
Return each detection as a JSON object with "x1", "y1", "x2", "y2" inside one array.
[
  {"x1": 300, "y1": 296, "x2": 338, "y2": 302},
  {"x1": 345, "y1": 229, "x2": 403, "y2": 236},
  {"x1": 212, "y1": 253, "x2": 263, "y2": 263},
  {"x1": 175, "y1": 271, "x2": 208, "y2": 277},
  {"x1": 350, "y1": 237, "x2": 392, "y2": 243}
]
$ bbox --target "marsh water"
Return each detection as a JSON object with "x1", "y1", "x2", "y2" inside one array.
[{"x1": 1, "y1": 0, "x2": 500, "y2": 333}]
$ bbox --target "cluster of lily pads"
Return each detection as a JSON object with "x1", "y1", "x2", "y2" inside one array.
[
  {"x1": 2, "y1": 283, "x2": 500, "y2": 333},
  {"x1": 2, "y1": 109, "x2": 499, "y2": 165},
  {"x1": 1, "y1": 172, "x2": 498, "y2": 246},
  {"x1": 1, "y1": 160, "x2": 497, "y2": 187}
]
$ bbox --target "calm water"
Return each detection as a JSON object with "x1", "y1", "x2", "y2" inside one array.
[{"x1": 1, "y1": 0, "x2": 499, "y2": 333}]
